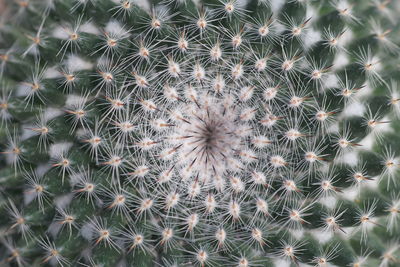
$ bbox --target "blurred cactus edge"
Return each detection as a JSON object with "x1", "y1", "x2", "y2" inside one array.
[{"x1": 1, "y1": 0, "x2": 400, "y2": 266}]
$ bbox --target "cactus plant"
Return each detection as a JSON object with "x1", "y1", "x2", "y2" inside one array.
[{"x1": 1, "y1": 0, "x2": 400, "y2": 266}]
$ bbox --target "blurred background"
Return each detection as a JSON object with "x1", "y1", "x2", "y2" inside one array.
[{"x1": 0, "y1": 0, "x2": 7, "y2": 15}]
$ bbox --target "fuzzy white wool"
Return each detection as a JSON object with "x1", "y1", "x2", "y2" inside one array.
[
  {"x1": 341, "y1": 101, "x2": 365, "y2": 118},
  {"x1": 47, "y1": 221, "x2": 63, "y2": 238},
  {"x1": 44, "y1": 107, "x2": 64, "y2": 121},
  {"x1": 36, "y1": 164, "x2": 52, "y2": 177},
  {"x1": 236, "y1": 0, "x2": 249, "y2": 9},
  {"x1": 270, "y1": 0, "x2": 285, "y2": 14},
  {"x1": 303, "y1": 10, "x2": 321, "y2": 49},
  {"x1": 359, "y1": 134, "x2": 375, "y2": 150},
  {"x1": 323, "y1": 74, "x2": 339, "y2": 89},
  {"x1": 341, "y1": 186, "x2": 360, "y2": 201},
  {"x1": 16, "y1": 83, "x2": 36, "y2": 97},
  {"x1": 272, "y1": 259, "x2": 291, "y2": 267},
  {"x1": 290, "y1": 229, "x2": 304, "y2": 240},
  {"x1": 340, "y1": 151, "x2": 359, "y2": 166},
  {"x1": 320, "y1": 196, "x2": 338, "y2": 209},
  {"x1": 65, "y1": 54, "x2": 93, "y2": 71},
  {"x1": 133, "y1": 0, "x2": 150, "y2": 11},
  {"x1": 80, "y1": 22, "x2": 100, "y2": 35},
  {"x1": 365, "y1": 175, "x2": 379, "y2": 190},
  {"x1": 24, "y1": 188, "x2": 38, "y2": 205},
  {"x1": 49, "y1": 142, "x2": 73, "y2": 158},
  {"x1": 105, "y1": 20, "x2": 128, "y2": 36},
  {"x1": 54, "y1": 193, "x2": 74, "y2": 209},
  {"x1": 332, "y1": 51, "x2": 349, "y2": 70},
  {"x1": 80, "y1": 222, "x2": 95, "y2": 241},
  {"x1": 52, "y1": 26, "x2": 70, "y2": 39},
  {"x1": 65, "y1": 94, "x2": 87, "y2": 107},
  {"x1": 356, "y1": 82, "x2": 373, "y2": 99},
  {"x1": 75, "y1": 128, "x2": 88, "y2": 140},
  {"x1": 20, "y1": 128, "x2": 37, "y2": 140},
  {"x1": 310, "y1": 229, "x2": 333, "y2": 244},
  {"x1": 341, "y1": 27, "x2": 354, "y2": 45},
  {"x1": 273, "y1": 20, "x2": 286, "y2": 35},
  {"x1": 44, "y1": 67, "x2": 61, "y2": 79},
  {"x1": 69, "y1": 171, "x2": 84, "y2": 186}
]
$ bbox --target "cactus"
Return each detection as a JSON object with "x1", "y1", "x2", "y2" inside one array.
[{"x1": 1, "y1": 0, "x2": 400, "y2": 266}]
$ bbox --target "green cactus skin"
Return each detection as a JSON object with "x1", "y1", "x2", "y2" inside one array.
[{"x1": 1, "y1": 0, "x2": 400, "y2": 266}]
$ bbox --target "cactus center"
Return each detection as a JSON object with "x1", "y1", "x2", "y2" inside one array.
[{"x1": 171, "y1": 95, "x2": 249, "y2": 181}]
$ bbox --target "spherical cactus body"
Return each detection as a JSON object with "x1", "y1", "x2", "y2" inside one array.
[{"x1": 1, "y1": 0, "x2": 400, "y2": 266}]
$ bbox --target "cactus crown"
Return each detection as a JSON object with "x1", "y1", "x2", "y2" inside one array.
[{"x1": 1, "y1": 0, "x2": 400, "y2": 266}]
